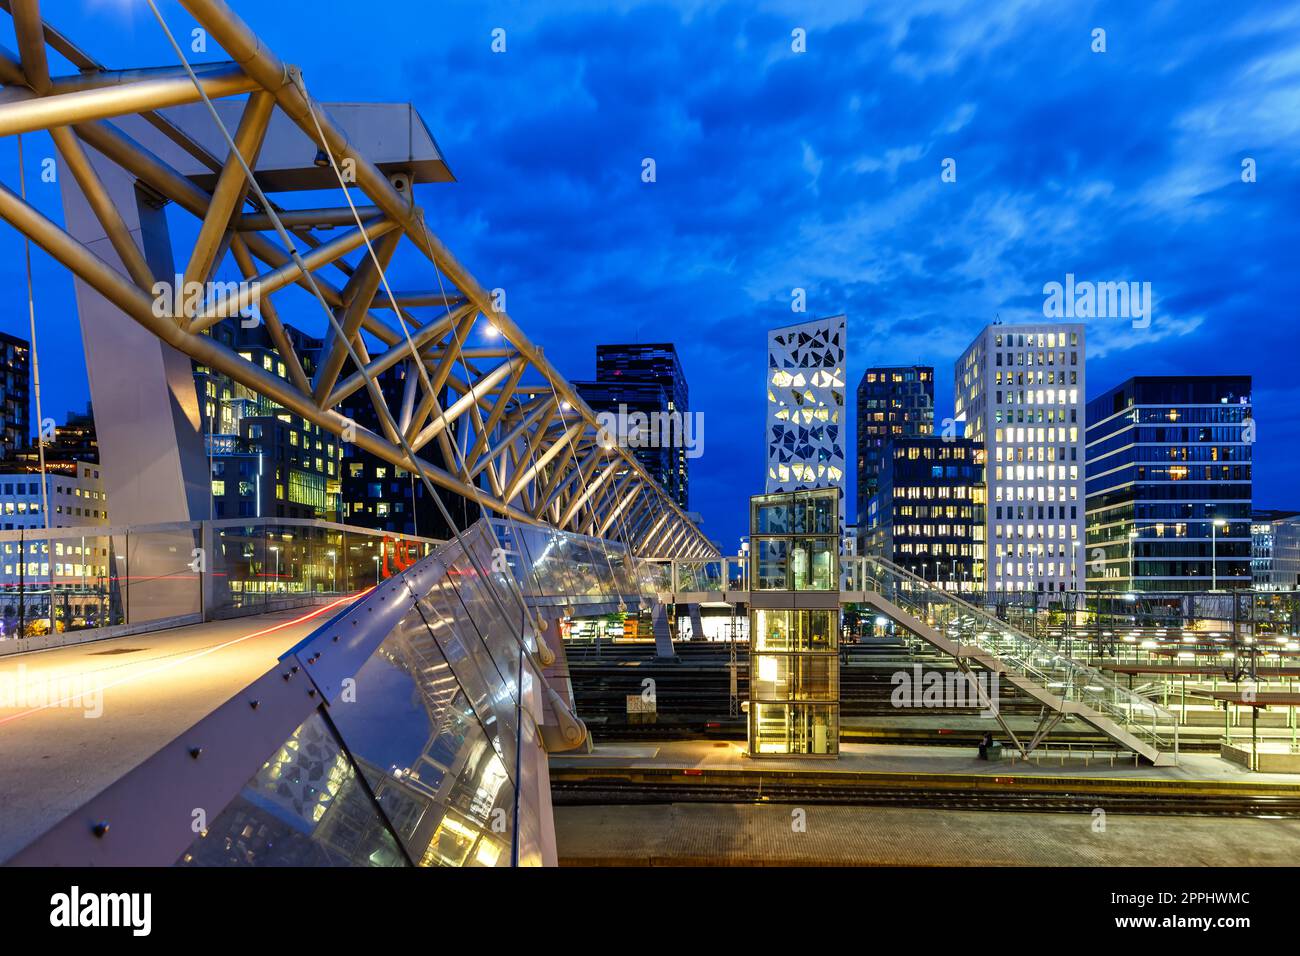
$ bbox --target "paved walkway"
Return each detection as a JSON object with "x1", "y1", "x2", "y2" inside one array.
[
  {"x1": 556, "y1": 803, "x2": 1300, "y2": 865},
  {"x1": 552, "y1": 739, "x2": 1300, "y2": 786},
  {"x1": 0, "y1": 600, "x2": 350, "y2": 861}
]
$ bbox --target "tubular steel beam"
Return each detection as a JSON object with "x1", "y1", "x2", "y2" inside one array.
[
  {"x1": 178, "y1": 0, "x2": 710, "y2": 554},
  {"x1": 0, "y1": 0, "x2": 714, "y2": 558},
  {"x1": 325, "y1": 303, "x2": 476, "y2": 408},
  {"x1": 0, "y1": 181, "x2": 539, "y2": 527},
  {"x1": 12, "y1": 0, "x2": 50, "y2": 93},
  {"x1": 182, "y1": 88, "x2": 275, "y2": 292},
  {"x1": 0, "y1": 62, "x2": 257, "y2": 136},
  {"x1": 49, "y1": 126, "x2": 156, "y2": 290}
]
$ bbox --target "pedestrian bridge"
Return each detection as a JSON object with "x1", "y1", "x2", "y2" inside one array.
[
  {"x1": 3, "y1": 516, "x2": 644, "y2": 867},
  {"x1": 0, "y1": 522, "x2": 1182, "y2": 867}
]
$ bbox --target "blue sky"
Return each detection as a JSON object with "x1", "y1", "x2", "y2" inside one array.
[{"x1": 1, "y1": 0, "x2": 1298, "y2": 549}]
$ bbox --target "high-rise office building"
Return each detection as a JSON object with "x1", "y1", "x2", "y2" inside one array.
[
  {"x1": 855, "y1": 366, "x2": 933, "y2": 539},
  {"x1": 861, "y1": 436, "x2": 985, "y2": 593},
  {"x1": 575, "y1": 343, "x2": 690, "y2": 509},
  {"x1": 0, "y1": 332, "x2": 31, "y2": 462},
  {"x1": 12, "y1": 403, "x2": 98, "y2": 476},
  {"x1": 195, "y1": 319, "x2": 341, "y2": 521},
  {"x1": 766, "y1": 315, "x2": 847, "y2": 499},
  {"x1": 575, "y1": 377, "x2": 681, "y2": 510},
  {"x1": 955, "y1": 322, "x2": 1085, "y2": 598},
  {"x1": 338, "y1": 362, "x2": 478, "y2": 538},
  {"x1": 1086, "y1": 376, "x2": 1252, "y2": 592},
  {"x1": 0, "y1": 461, "x2": 109, "y2": 633}
]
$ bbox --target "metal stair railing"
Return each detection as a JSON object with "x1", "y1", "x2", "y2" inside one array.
[{"x1": 854, "y1": 555, "x2": 1178, "y2": 758}]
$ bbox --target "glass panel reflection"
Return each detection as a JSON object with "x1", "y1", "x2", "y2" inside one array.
[{"x1": 177, "y1": 712, "x2": 407, "y2": 867}]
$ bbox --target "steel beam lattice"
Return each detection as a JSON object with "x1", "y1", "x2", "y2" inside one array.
[{"x1": 0, "y1": 0, "x2": 714, "y2": 559}]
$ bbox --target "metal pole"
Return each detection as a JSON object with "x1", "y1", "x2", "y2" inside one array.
[
  {"x1": 18, "y1": 527, "x2": 25, "y2": 638},
  {"x1": 1212, "y1": 521, "x2": 1218, "y2": 591}
]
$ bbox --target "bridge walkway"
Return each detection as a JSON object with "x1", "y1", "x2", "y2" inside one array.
[{"x1": 0, "y1": 599, "x2": 353, "y2": 862}]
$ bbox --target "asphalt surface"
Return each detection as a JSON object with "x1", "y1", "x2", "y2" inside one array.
[{"x1": 0, "y1": 600, "x2": 351, "y2": 862}]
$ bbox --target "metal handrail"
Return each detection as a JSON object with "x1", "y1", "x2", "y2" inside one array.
[{"x1": 859, "y1": 554, "x2": 1178, "y2": 751}]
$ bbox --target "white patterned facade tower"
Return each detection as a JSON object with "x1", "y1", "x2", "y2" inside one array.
[{"x1": 765, "y1": 315, "x2": 847, "y2": 497}]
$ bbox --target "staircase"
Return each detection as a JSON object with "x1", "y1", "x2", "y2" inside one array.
[{"x1": 858, "y1": 556, "x2": 1179, "y2": 765}]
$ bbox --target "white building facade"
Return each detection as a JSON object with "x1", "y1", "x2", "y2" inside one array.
[
  {"x1": 0, "y1": 462, "x2": 110, "y2": 631},
  {"x1": 765, "y1": 315, "x2": 847, "y2": 498},
  {"x1": 955, "y1": 323, "x2": 1086, "y2": 598}
]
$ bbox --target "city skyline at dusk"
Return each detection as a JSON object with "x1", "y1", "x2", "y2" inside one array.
[{"x1": 0, "y1": 0, "x2": 1296, "y2": 549}]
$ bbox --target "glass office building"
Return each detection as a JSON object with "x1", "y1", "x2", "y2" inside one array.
[
  {"x1": 748, "y1": 488, "x2": 840, "y2": 757},
  {"x1": 855, "y1": 366, "x2": 934, "y2": 540},
  {"x1": 1253, "y1": 510, "x2": 1300, "y2": 591},
  {"x1": 576, "y1": 342, "x2": 691, "y2": 509},
  {"x1": 0, "y1": 332, "x2": 30, "y2": 463},
  {"x1": 1085, "y1": 376, "x2": 1253, "y2": 592},
  {"x1": 861, "y1": 436, "x2": 986, "y2": 594}
]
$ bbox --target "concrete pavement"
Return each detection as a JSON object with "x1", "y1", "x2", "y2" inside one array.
[
  {"x1": 556, "y1": 803, "x2": 1300, "y2": 866},
  {"x1": 551, "y1": 739, "x2": 1300, "y2": 786}
]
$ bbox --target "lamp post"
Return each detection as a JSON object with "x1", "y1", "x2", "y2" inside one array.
[
  {"x1": 269, "y1": 545, "x2": 280, "y2": 594},
  {"x1": 1071, "y1": 540, "x2": 1080, "y2": 591},
  {"x1": 327, "y1": 549, "x2": 337, "y2": 593},
  {"x1": 1212, "y1": 518, "x2": 1227, "y2": 591}
]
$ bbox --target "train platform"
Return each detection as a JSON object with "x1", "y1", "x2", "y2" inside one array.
[
  {"x1": 837, "y1": 713, "x2": 1295, "y2": 741},
  {"x1": 554, "y1": 802, "x2": 1300, "y2": 866},
  {"x1": 551, "y1": 739, "x2": 1300, "y2": 790}
]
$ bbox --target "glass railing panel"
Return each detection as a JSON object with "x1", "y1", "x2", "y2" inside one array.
[
  {"x1": 486, "y1": 519, "x2": 639, "y2": 608},
  {"x1": 0, "y1": 529, "x2": 125, "y2": 639},
  {"x1": 176, "y1": 710, "x2": 408, "y2": 867},
  {"x1": 322, "y1": 597, "x2": 516, "y2": 868},
  {"x1": 640, "y1": 561, "x2": 673, "y2": 594},
  {"x1": 676, "y1": 560, "x2": 722, "y2": 593}
]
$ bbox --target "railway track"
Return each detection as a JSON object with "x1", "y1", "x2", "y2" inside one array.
[
  {"x1": 550, "y1": 776, "x2": 1300, "y2": 817},
  {"x1": 563, "y1": 640, "x2": 1253, "y2": 751}
]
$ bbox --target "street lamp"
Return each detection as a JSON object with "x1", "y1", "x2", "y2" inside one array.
[
  {"x1": 269, "y1": 545, "x2": 281, "y2": 593},
  {"x1": 327, "y1": 549, "x2": 337, "y2": 593},
  {"x1": 1212, "y1": 518, "x2": 1227, "y2": 591},
  {"x1": 1071, "y1": 540, "x2": 1081, "y2": 590}
]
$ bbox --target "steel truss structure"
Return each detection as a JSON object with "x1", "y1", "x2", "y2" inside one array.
[{"x1": 0, "y1": 0, "x2": 714, "y2": 559}]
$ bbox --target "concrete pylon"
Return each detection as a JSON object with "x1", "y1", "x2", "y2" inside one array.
[
  {"x1": 58, "y1": 154, "x2": 210, "y2": 528},
  {"x1": 688, "y1": 603, "x2": 705, "y2": 642},
  {"x1": 58, "y1": 145, "x2": 209, "y2": 625},
  {"x1": 651, "y1": 601, "x2": 676, "y2": 659}
]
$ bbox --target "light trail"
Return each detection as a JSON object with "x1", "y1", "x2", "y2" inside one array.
[{"x1": 0, "y1": 590, "x2": 368, "y2": 726}]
